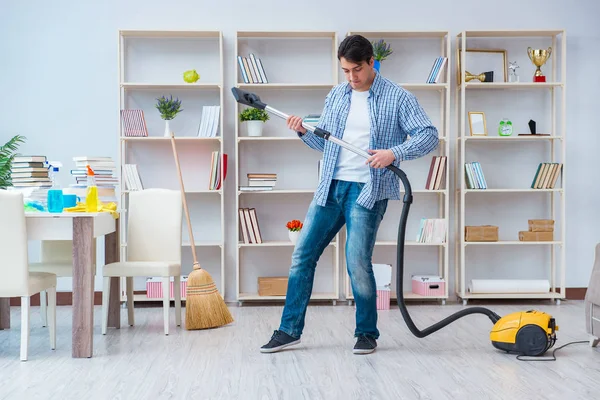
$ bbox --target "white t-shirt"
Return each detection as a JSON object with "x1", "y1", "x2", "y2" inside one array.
[{"x1": 333, "y1": 89, "x2": 371, "y2": 183}]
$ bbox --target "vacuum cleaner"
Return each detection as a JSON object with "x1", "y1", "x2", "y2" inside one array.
[{"x1": 231, "y1": 87, "x2": 558, "y2": 357}]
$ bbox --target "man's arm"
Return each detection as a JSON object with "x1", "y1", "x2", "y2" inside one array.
[{"x1": 390, "y1": 92, "x2": 439, "y2": 164}]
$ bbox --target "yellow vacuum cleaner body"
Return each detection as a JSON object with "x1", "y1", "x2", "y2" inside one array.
[{"x1": 490, "y1": 310, "x2": 558, "y2": 356}]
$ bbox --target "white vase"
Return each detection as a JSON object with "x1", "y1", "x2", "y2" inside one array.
[
  {"x1": 164, "y1": 120, "x2": 171, "y2": 137},
  {"x1": 246, "y1": 121, "x2": 263, "y2": 137},
  {"x1": 288, "y1": 230, "x2": 300, "y2": 245}
]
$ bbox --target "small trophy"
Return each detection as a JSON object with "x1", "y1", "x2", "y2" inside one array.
[
  {"x1": 465, "y1": 71, "x2": 494, "y2": 82},
  {"x1": 508, "y1": 61, "x2": 519, "y2": 82},
  {"x1": 527, "y1": 47, "x2": 552, "y2": 82}
]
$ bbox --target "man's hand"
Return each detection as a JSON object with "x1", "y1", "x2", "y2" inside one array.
[
  {"x1": 366, "y1": 149, "x2": 395, "y2": 168},
  {"x1": 287, "y1": 115, "x2": 306, "y2": 135}
]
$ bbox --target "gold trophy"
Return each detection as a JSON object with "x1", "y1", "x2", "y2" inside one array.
[{"x1": 527, "y1": 47, "x2": 552, "y2": 82}]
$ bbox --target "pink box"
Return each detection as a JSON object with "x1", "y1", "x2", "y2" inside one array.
[
  {"x1": 412, "y1": 275, "x2": 445, "y2": 297},
  {"x1": 146, "y1": 277, "x2": 187, "y2": 299},
  {"x1": 376, "y1": 289, "x2": 391, "y2": 310}
]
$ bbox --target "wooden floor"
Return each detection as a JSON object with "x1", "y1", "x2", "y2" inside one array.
[{"x1": 1, "y1": 300, "x2": 599, "y2": 399}]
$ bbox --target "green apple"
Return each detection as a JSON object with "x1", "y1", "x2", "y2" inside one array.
[{"x1": 183, "y1": 69, "x2": 200, "y2": 83}]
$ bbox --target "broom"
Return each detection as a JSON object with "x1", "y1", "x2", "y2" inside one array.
[{"x1": 170, "y1": 132, "x2": 234, "y2": 329}]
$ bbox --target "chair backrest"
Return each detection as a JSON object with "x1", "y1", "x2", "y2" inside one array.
[
  {"x1": 0, "y1": 190, "x2": 29, "y2": 296},
  {"x1": 127, "y1": 189, "x2": 182, "y2": 263}
]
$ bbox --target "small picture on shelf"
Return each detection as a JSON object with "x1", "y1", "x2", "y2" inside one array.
[{"x1": 468, "y1": 111, "x2": 487, "y2": 136}]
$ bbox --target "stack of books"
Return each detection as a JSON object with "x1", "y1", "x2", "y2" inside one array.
[
  {"x1": 209, "y1": 151, "x2": 227, "y2": 190},
  {"x1": 239, "y1": 173, "x2": 277, "y2": 191},
  {"x1": 69, "y1": 156, "x2": 118, "y2": 200},
  {"x1": 10, "y1": 155, "x2": 51, "y2": 188},
  {"x1": 465, "y1": 161, "x2": 487, "y2": 189},
  {"x1": 425, "y1": 156, "x2": 446, "y2": 190},
  {"x1": 426, "y1": 57, "x2": 448, "y2": 83},
  {"x1": 238, "y1": 207, "x2": 262, "y2": 244}
]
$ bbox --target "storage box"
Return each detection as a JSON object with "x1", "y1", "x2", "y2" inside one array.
[
  {"x1": 258, "y1": 277, "x2": 288, "y2": 296},
  {"x1": 465, "y1": 225, "x2": 498, "y2": 242},
  {"x1": 146, "y1": 276, "x2": 188, "y2": 298},
  {"x1": 412, "y1": 275, "x2": 446, "y2": 297},
  {"x1": 519, "y1": 231, "x2": 553, "y2": 241},
  {"x1": 376, "y1": 288, "x2": 391, "y2": 310},
  {"x1": 528, "y1": 219, "x2": 554, "y2": 232}
]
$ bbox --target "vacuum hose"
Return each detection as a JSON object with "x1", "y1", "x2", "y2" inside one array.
[
  {"x1": 230, "y1": 87, "x2": 502, "y2": 338},
  {"x1": 388, "y1": 163, "x2": 502, "y2": 336}
]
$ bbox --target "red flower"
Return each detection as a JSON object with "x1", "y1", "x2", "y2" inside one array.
[{"x1": 286, "y1": 219, "x2": 303, "y2": 231}]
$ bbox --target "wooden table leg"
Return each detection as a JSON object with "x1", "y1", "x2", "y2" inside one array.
[
  {"x1": 0, "y1": 298, "x2": 10, "y2": 330},
  {"x1": 72, "y1": 217, "x2": 95, "y2": 358},
  {"x1": 106, "y1": 218, "x2": 120, "y2": 329}
]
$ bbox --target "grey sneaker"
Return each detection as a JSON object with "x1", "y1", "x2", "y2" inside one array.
[
  {"x1": 260, "y1": 330, "x2": 301, "y2": 353},
  {"x1": 353, "y1": 336, "x2": 377, "y2": 354}
]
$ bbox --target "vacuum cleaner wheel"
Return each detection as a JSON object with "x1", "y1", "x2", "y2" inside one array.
[{"x1": 516, "y1": 324, "x2": 551, "y2": 356}]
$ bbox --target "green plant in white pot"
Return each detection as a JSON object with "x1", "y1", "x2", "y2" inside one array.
[
  {"x1": 240, "y1": 108, "x2": 269, "y2": 137},
  {"x1": 155, "y1": 95, "x2": 183, "y2": 137}
]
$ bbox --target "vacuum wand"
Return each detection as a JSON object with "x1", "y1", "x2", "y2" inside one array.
[{"x1": 231, "y1": 87, "x2": 501, "y2": 338}]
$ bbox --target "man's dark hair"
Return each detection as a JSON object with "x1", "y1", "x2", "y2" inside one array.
[{"x1": 337, "y1": 35, "x2": 373, "y2": 64}]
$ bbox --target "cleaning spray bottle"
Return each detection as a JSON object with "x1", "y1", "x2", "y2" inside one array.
[
  {"x1": 47, "y1": 161, "x2": 64, "y2": 213},
  {"x1": 85, "y1": 165, "x2": 99, "y2": 212}
]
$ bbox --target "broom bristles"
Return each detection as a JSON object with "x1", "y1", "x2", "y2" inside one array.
[{"x1": 185, "y1": 267, "x2": 234, "y2": 330}]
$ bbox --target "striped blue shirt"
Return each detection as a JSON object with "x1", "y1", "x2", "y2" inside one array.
[{"x1": 300, "y1": 70, "x2": 440, "y2": 209}]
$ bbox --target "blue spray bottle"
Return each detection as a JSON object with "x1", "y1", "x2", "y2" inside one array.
[{"x1": 47, "y1": 161, "x2": 64, "y2": 213}]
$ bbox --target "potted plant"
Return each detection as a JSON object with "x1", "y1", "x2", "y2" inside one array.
[
  {"x1": 0, "y1": 134, "x2": 26, "y2": 189},
  {"x1": 371, "y1": 39, "x2": 393, "y2": 71},
  {"x1": 155, "y1": 95, "x2": 183, "y2": 137},
  {"x1": 286, "y1": 219, "x2": 303, "y2": 244},
  {"x1": 240, "y1": 108, "x2": 269, "y2": 137}
]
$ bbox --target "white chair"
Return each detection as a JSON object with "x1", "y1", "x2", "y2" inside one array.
[
  {"x1": 0, "y1": 190, "x2": 57, "y2": 361},
  {"x1": 102, "y1": 188, "x2": 183, "y2": 335},
  {"x1": 29, "y1": 240, "x2": 96, "y2": 326}
]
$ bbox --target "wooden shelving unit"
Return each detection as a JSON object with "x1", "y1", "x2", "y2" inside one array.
[
  {"x1": 117, "y1": 30, "x2": 226, "y2": 302},
  {"x1": 234, "y1": 31, "x2": 340, "y2": 305},
  {"x1": 343, "y1": 31, "x2": 452, "y2": 305},
  {"x1": 454, "y1": 29, "x2": 566, "y2": 304}
]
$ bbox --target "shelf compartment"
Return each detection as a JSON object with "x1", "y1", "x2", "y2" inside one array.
[
  {"x1": 464, "y1": 241, "x2": 562, "y2": 245},
  {"x1": 121, "y1": 83, "x2": 221, "y2": 90}
]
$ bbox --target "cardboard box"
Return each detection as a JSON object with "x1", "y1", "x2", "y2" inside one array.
[
  {"x1": 465, "y1": 225, "x2": 498, "y2": 241},
  {"x1": 519, "y1": 231, "x2": 553, "y2": 241},
  {"x1": 412, "y1": 275, "x2": 446, "y2": 296},
  {"x1": 528, "y1": 219, "x2": 554, "y2": 232},
  {"x1": 258, "y1": 277, "x2": 288, "y2": 296}
]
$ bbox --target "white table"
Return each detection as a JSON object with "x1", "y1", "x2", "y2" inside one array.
[{"x1": 0, "y1": 212, "x2": 121, "y2": 358}]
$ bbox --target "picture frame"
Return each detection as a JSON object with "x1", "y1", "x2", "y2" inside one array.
[
  {"x1": 457, "y1": 48, "x2": 508, "y2": 85},
  {"x1": 468, "y1": 111, "x2": 487, "y2": 136}
]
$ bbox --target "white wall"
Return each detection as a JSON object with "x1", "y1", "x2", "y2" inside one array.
[{"x1": 1, "y1": 0, "x2": 599, "y2": 301}]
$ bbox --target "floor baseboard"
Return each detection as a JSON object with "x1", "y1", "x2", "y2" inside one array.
[{"x1": 7, "y1": 288, "x2": 589, "y2": 306}]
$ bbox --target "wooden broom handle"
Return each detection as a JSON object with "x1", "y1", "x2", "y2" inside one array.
[{"x1": 170, "y1": 132, "x2": 200, "y2": 269}]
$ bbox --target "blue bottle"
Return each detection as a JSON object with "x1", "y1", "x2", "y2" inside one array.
[{"x1": 47, "y1": 165, "x2": 64, "y2": 213}]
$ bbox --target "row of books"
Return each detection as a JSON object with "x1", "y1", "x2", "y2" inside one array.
[
  {"x1": 122, "y1": 164, "x2": 144, "y2": 191},
  {"x1": 425, "y1": 156, "x2": 446, "y2": 190},
  {"x1": 237, "y1": 54, "x2": 269, "y2": 84},
  {"x1": 69, "y1": 156, "x2": 118, "y2": 200},
  {"x1": 120, "y1": 106, "x2": 221, "y2": 138},
  {"x1": 416, "y1": 218, "x2": 447, "y2": 243},
  {"x1": 531, "y1": 163, "x2": 562, "y2": 189},
  {"x1": 239, "y1": 207, "x2": 263, "y2": 244},
  {"x1": 239, "y1": 173, "x2": 277, "y2": 191},
  {"x1": 465, "y1": 161, "x2": 487, "y2": 189},
  {"x1": 426, "y1": 57, "x2": 448, "y2": 83},
  {"x1": 209, "y1": 151, "x2": 228, "y2": 190}
]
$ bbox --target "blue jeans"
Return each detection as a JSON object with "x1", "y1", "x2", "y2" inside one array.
[{"x1": 279, "y1": 179, "x2": 388, "y2": 340}]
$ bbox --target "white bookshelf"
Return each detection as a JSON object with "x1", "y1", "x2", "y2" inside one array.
[
  {"x1": 117, "y1": 30, "x2": 226, "y2": 302},
  {"x1": 234, "y1": 31, "x2": 340, "y2": 305},
  {"x1": 342, "y1": 31, "x2": 451, "y2": 305},
  {"x1": 455, "y1": 29, "x2": 566, "y2": 305}
]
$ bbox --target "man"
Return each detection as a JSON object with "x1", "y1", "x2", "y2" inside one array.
[{"x1": 260, "y1": 34, "x2": 439, "y2": 354}]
